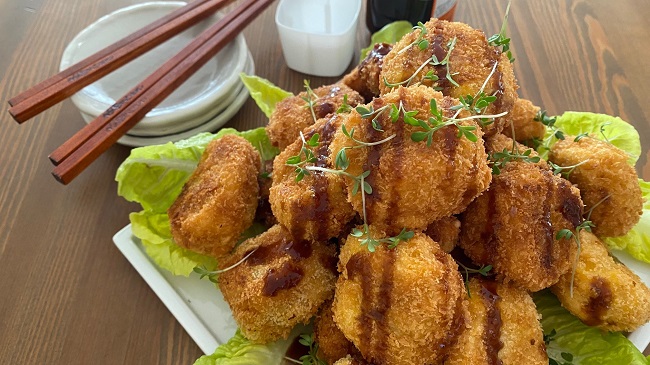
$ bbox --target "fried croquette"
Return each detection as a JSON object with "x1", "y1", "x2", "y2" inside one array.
[
  {"x1": 329, "y1": 85, "x2": 492, "y2": 233},
  {"x1": 444, "y1": 278, "x2": 548, "y2": 365},
  {"x1": 218, "y1": 225, "x2": 338, "y2": 343},
  {"x1": 425, "y1": 216, "x2": 461, "y2": 253},
  {"x1": 343, "y1": 43, "x2": 393, "y2": 102},
  {"x1": 459, "y1": 162, "x2": 583, "y2": 292},
  {"x1": 333, "y1": 356, "x2": 366, "y2": 365},
  {"x1": 551, "y1": 231, "x2": 650, "y2": 332},
  {"x1": 379, "y1": 19, "x2": 518, "y2": 136},
  {"x1": 315, "y1": 301, "x2": 362, "y2": 364},
  {"x1": 549, "y1": 136, "x2": 643, "y2": 237},
  {"x1": 267, "y1": 83, "x2": 365, "y2": 151},
  {"x1": 501, "y1": 98, "x2": 546, "y2": 142},
  {"x1": 270, "y1": 115, "x2": 356, "y2": 242},
  {"x1": 168, "y1": 135, "x2": 260, "y2": 259},
  {"x1": 333, "y1": 228, "x2": 467, "y2": 365}
]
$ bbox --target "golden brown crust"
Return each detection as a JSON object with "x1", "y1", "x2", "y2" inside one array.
[
  {"x1": 444, "y1": 278, "x2": 547, "y2": 365},
  {"x1": 459, "y1": 162, "x2": 583, "y2": 291},
  {"x1": 329, "y1": 85, "x2": 492, "y2": 234},
  {"x1": 549, "y1": 136, "x2": 643, "y2": 237},
  {"x1": 379, "y1": 19, "x2": 518, "y2": 136},
  {"x1": 333, "y1": 228, "x2": 467, "y2": 365},
  {"x1": 425, "y1": 216, "x2": 461, "y2": 253},
  {"x1": 218, "y1": 225, "x2": 338, "y2": 344},
  {"x1": 551, "y1": 231, "x2": 650, "y2": 332},
  {"x1": 501, "y1": 98, "x2": 546, "y2": 142},
  {"x1": 270, "y1": 115, "x2": 356, "y2": 242},
  {"x1": 267, "y1": 83, "x2": 364, "y2": 151},
  {"x1": 315, "y1": 301, "x2": 361, "y2": 364},
  {"x1": 343, "y1": 43, "x2": 393, "y2": 102},
  {"x1": 168, "y1": 135, "x2": 261, "y2": 259}
]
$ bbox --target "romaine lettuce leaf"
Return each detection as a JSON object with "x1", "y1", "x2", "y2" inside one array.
[
  {"x1": 604, "y1": 180, "x2": 650, "y2": 263},
  {"x1": 193, "y1": 330, "x2": 296, "y2": 365},
  {"x1": 360, "y1": 20, "x2": 413, "y2": 61},
  {"x1": 116, "y1": 127, "x2": 278, "y2": 276},
  {"x1": 130, "y1": 211, "x2": 217, "y2": 276},
  {"x1": 239, "y1": 73, "x2": 293, "y2": 118},
  {"x1": 543, "y1": 111, "x2": 641, "y2": 165},
  {"x1": 534, "y1": 291, "x2": 650, "y2": 365}
]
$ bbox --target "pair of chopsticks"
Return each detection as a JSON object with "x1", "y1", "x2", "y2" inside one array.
[{"x1": 8, "y1": 0, "x2": 274, "y2": 185}]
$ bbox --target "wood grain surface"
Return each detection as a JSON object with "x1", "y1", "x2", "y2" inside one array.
[{"x1": 0, "y1": 0, "x2": 648, "y2": 364}]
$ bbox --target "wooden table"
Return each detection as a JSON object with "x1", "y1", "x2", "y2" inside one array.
[{"x1": 1, "y1": 0, "x2": 648, "y2": 363}]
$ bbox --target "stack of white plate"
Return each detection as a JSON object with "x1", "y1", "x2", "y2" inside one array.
[{"x1": 60, "y1": 2, "x2": 254, "y2": 147}]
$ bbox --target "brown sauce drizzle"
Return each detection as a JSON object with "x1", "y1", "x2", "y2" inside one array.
[
  {"x1": 481, "y1": 185, "x2": 499, "y2": 262},
  {"x1": 479, "y1": 280, "x2": 504, "y2": 365},
  {"x1": 584, "y1": 276, "x2": 613, "y2": 326},
  {"x1": 431, "y1": 34, "x2": 450, "y2": 93},
  {"x1": 346, "y1": 249, "x2": 396, "y2": 363},
  {"x1": 246, "y1": 236, "x2": 313, "y2": 267},
  {"x1": 558, "y1": 179, "x2": 583, "y2": 228},
  {"x1": 362, "y1": 99, "x2": 385, "y2": 223},
  {"x1": 262, "y1": 261, "x2": 304, "y2": 297}
]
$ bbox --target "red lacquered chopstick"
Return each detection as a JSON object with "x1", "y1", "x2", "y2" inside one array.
[
  {"x1": 52, "y1": 0, "x2": 274, "y2": 185},
  {"x1": 8, "y1": 0, "x2": 234, "y2": 123}
]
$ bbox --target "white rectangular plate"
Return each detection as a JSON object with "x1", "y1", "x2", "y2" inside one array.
[{"x1": 113, "y1": 224, "x2": 650, "y2": 355}]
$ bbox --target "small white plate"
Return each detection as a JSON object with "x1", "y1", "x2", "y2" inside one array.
[
  {"x1": 113, "y1": 223, "x2": 650, "y2": 355},
  {"x1": 61, "y1": 1, "x2": 249, "y2": 137},
  {"x1": 115, "y1": 51, "x2": 254, "y2": 147}
]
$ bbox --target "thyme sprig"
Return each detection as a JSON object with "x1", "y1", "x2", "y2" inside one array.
[
  {"x1": 398, "y1": 21, "x2": 430, "y2": 55},
  {"x1": 302, "y1": 80, "x2": 319, "y2": 123},
  {"x1": 336, "y1": 94, "x2": 352, "y2": 114},
  {"x1": 488, "y1": 2, "x2": 514, "y2": 62},
  {"x1": 384, "y1": 37, "x2": 459, "y2": 89},
  {"x1": 556, "y1": 220, "x2": 595, "y2": 297}
]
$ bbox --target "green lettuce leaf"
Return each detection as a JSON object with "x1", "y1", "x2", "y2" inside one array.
[
  {"x1": 116, "y1": 127, "x2": 276, "y2": 213},
  {"x1": 534, "y1": 291, "x2": 649, "y2": 365},
  {"x1": 116, "y1": 127, "x2": 278, "y2": 276},
  {"x1": 543, "y1": 111, "x2": 641, "y2": 165},
  {"x1": 130, "y1": 211, "x2": 217, "y2": 276},
  {"x1": 360, "y1": 20, "x2": 413, "y2": 61},
  {"x1": 193, "y1": 330, "x2": 296, "y2": 365},
  {"x1": 604, "y1": 179, "x2": 650, "y2": 263},
  {"x1": 240, "y1": 73, "x2": 293, "y2": 118}
]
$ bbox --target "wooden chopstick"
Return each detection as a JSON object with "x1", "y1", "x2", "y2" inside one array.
[
  {"x1": 48, "y1": 0, "x2": 247, "y2": 166},
  {"x1": 8, "y1": 0, "x2": 235, "y2": 123},
  {"x1": 51, "y1": 0, "x2": 274, "y2": 185}
]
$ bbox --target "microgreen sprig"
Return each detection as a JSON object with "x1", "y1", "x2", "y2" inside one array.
[
  {"x1": 489, "y1": 148, "x2": 541, "y2": 175},
  {"x1": 302, "y1": 80, "x2": 319, "y2": 123},
  {"x1": 384, "y1": 37, "x2": 459, "y2": 89},
  {"x1": 286, "y1": 132, "x2": 320, "y2": 182},
  {"x1": 352, "y1": 226, "x2": 414, "y2": 252},
  {"x1": 336, "y1": 94, "x2": 352, "y2": 114},
  {"x1": 548, "y1": 160, "x2": 589, "y2": 179},
  {"x1": 556, "y1": 220, "x2": 595, "y2": 297},
  {"x1": 193, "y1": 248, "x2": 259, "y2": 283},
  {"x1": 488, "y1": 2, "x2": 514, "y2": 62},
  {"x1": 283, "y1": 333, "x2": 327, "y2": 365},
  {"x1": 456, "y1": 262, "x2": 493, "y2": 297},
  {"x1": 397, "y1": 21, "x2": 429, "y2": 55},
  {"x1": 410, "y1": 98, "x2": 479, "y2": 146}
]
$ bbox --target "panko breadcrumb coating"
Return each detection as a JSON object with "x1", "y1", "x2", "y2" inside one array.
[
  {"x1": 444, "y1": 278, "x2": 548, "y2": 365},
  {"x1": 549, "y1": 136, "x2": 643, "y2": 237},
  {"x1": 218, "y1": 225, "x2": 337, "y2": 343},
  {"x1": 343, "y1": 43, "x2": 393, "y2": 102},
  {"x1": 267, "y1": 83, "x2": 364, "y2": 151},
  {"x1": 329, "y1": 85, "x2": 491, "y2": 233},
  {"x1": 333, "y1": 228, "x2": 467, "y2": 365},
  {"x1": 551, "y1": 231, "x2": 650, "y2": 332},
  {"x1": 315, "y1": 301, "x2": 361, "y2": 364},
  {"x1": 425, "y1": 216, "x2": 461, "y2": 253},
  {"x1": 168, "y1": 135, "x2": 260, "y2": 259},
  {"x1": 379, "y1": 19, "x2": 518, "y2": 136},
  {"x1": 459, "y1": 162, "x2": 583, "y2": 292},
  {"x1": 270, "y1": 115, "x2": 356, "y2": 242},
  {"x1": 501, "y1": 98, "x2": 546, "y2": 142}
]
